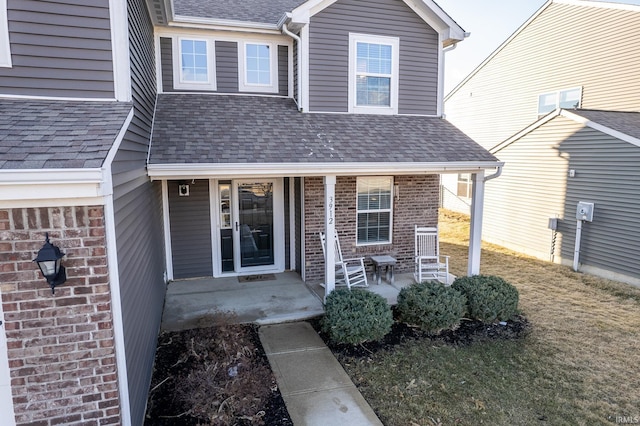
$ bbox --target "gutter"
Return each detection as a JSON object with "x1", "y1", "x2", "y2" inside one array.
[{"x1": 483, "y1": 165, "x2": 502, "y2": 182}]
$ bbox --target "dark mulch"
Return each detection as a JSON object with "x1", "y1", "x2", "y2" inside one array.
[
  {"x1": 144, "y1": 318, "x2": 293, "y2": 426},
  {"x1": 310, "y1": 314, "x2": 530, "y2": 358}
]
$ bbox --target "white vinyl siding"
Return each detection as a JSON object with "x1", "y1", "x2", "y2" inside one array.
[
  {"x1": 238, "y1": 41, "x2": 278, "y2": 93},
  {"x1": 173, "y1": 37, "x2": 216, "y2": 91},
  {"x1": 349, "y1": 33, "x2": 399, "y2": 114},
  {"x1": 0, "y1": 0, "x2": 10, "y2": 67},
  {"x1": 357, "y1": 176, "x2": 393, "y2": 245},
  {"x1": 445, "y1": 2, "x2": 640, "y2": 149}
]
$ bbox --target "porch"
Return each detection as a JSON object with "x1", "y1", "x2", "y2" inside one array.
[{"x1": 160, "y1": 271, "x2": 425, "y2": 331}]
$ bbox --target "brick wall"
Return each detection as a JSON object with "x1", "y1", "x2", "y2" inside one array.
[
  {"x1": 304, "y1": 175, "x2": 439, "y2": 283},
  {"x1": 0, "y1": 206, "x2": 120, "y2": 426}
]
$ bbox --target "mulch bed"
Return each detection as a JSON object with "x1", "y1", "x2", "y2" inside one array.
[{"x1": 145, "y1": 314, "x2": 529, "y2": 425}]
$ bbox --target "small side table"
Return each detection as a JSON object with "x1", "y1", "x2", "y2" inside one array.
[{"x1": 370, "y1": 255, "x2": 397, "y2": 285}]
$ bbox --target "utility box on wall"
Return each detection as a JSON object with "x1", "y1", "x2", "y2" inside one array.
[{"x1": 576, "y1": 202, "x2": 595, "y2": 222}]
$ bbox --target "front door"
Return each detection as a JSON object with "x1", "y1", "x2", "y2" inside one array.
[{"x1": 216, "y1": 179, "x2": 283, "y2": 275}]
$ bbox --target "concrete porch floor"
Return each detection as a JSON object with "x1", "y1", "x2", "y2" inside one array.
[{"x1": 160, "y1": 270, "x2": 454, "y2": 331}]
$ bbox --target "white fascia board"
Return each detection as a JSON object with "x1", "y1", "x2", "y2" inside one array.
[
  {"x1": 147, "y1": 161, "x2": 503, "y2": 179},
  {"x1": 0, "y1": 169, "x2": 106, "y2": 204},
  {"x1": 170, "y1": 15, "x2": 281, "y2": 34},
  {"x1": 109, "y1": 0, "x2": 132, "y2": 102},
  {"x1": 560, "y1": 110, "x2": 640, "y2": 149},
  {"x1": 404, "y1": 0, "x2": 465, "y2": 43},
  {"x1": 0, "y1": 94, "x2": 117, "y2": 102}
]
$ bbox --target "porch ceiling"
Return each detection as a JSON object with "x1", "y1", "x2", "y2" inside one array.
[{"x1": 148, "y1": 94, "x2": 499, "y2": 176}]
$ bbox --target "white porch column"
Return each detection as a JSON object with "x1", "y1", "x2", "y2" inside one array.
[
  {"x1": 468, "y1": 170, "x2": 485, "y2": 276},
  {"x1": 324, "y1": 175, "x2": 337, "y2": 298}
]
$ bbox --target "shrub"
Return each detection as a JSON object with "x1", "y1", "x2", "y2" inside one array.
[
  {"x1": 396, "y1": 281, "x2": 466, "y2": 333},
  {"x1": 452, "y1": 275, "x2": 519, "y2": 322},
  {"x1": 322, "y1": 289, "x2": 393, "y2": 344}
]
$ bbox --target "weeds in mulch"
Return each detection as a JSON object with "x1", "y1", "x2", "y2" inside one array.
[{"x1": 145, "y1": 313, "x2": 292, "y2": 426}]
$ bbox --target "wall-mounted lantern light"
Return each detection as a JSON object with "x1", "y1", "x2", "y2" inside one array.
[{"x1": 33, "y1": 233, "x2": 66, "y2": 294}]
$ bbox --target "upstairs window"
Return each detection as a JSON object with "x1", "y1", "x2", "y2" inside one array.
[
  {"x1": 538, "y1": 87, "x2": 582, "y2": 115},
  {"x1": 238, "y1": 41, "x2": 278, "y2": 93},
  {"x1": 173, "y1": 37, "x2": 216, "y2": 90},
  {"x1": 0, "y1": 0, "x2": 11, "y2": 67},
  {"x1": 349, "y1": 34, "x2": 399, "y2": 114},
  {"x1": 357, "y1": 177, "x2": 393, "y2": 245}
]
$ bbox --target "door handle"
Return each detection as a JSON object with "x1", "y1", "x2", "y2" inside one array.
[{"x1": 235, "y1": 222, "x2": 239, "y2": 231}]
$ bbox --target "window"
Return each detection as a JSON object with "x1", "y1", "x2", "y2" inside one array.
[
  {"x1": 349, "y1": 34, "x2": 399, "y2": 114},
  {"x1": 173, "y1": 37, "x2": 216, "y2": 90},
  {"x1": 457, "y1": 174, "x2": 472, "y2": 199},
  {"x1": 0, "y1": 0, "x2": 11, "y2": 68},
  {"x1": 238, "y1": 41, "x2": 278, "y2": 93},
  {"x1": 357, "y1": 177, "x2": 393, "y2": 245},
  {"x1": 538, "y1": 87, "x2": 582, "y2": 115}
]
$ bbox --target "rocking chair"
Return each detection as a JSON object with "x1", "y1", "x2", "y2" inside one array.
[
  {"x1": 414, "y1": 226, "x2": 450, "y2": 284},
  {"x1": 319, "y1": 232, "x2": 368, "y2": 289}
]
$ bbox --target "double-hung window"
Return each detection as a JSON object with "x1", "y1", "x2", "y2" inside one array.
[
  {"x1": 349, "y1": 33, "x2": 399, "y2": 114},
  {"x1": 538, "y1": 87, "x2": 582, "y2": 115},
  {"x1": 238, "y1": 41, "x2": 278, "y2": 93},
  {"x1": 456, "y1": 174, "x2": 472, "y2": 199},
  {"x1": 173, "y1": 37, "x2": 216, "y2": 90},
  {"x1": 357, "y1": 177, "x2": 393, "y2": 245},
  {"x1": 0, "y1": 0, "x2": 11, "y2": 67}
]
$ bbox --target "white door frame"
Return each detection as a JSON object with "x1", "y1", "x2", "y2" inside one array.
[
  {"x1": 211, "y1": 178, "x2": 285, "y2": 276},
  {"x1": 0, "y1": 289, "x2": 16, "y2": 426}
]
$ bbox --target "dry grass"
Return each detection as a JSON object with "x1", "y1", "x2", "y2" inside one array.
[{"x1": 339, "y1": 210, "x2": 640, "y2": 425}]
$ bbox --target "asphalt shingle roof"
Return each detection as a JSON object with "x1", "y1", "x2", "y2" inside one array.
[
  {"x1": 149, "y1": 94, "x2": 497, "y2": 165},
  {"x1": 570, "y1": 109, "x2": 640, "y2": 141},
  {"x1": 0, "y1": 99, "x2": 132, "y2": 170},
  {"x1": 173, "y1": 0, "x2": 307, "y2": 25}
]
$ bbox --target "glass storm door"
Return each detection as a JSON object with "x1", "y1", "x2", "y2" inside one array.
[{"x1": 234, "y1": 181, "x2": 275, "y2": 270}]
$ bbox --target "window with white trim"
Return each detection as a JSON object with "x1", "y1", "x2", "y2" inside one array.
[
  {"x1": 0, "y1": 0, "x2": 11, "y2": 68},
  {"x1": 349, "y1": 33, "x2": 399, "y2": 114},
  {"x1": 538, "y1": 87, "x2": 582, "y2": 115},
  {"x1": 456, "y1": 173, "x2": 472, "y2": 199},
  {"x1": 238, "y1": 41, "x2": 278, "y2": 93},
  {"x1": 173, "y1": 37, "x2": 216, "y2": 90},
  {"x1": 357, "y1": 177, "x2": 393, "y2": 245}
]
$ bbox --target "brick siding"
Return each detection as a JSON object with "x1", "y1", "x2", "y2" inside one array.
[
  {"x1": 0, "y1": 206, "x2": 120, "y2": 426},
  {"x1": 304, "y1": 175, "x2": 439, "y2": 283}
]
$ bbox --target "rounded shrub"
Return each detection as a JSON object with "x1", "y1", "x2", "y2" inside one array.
[
  {"x1": 396, "y1": 281, "x2": 466, "y2": 333},
  {"x1": 322, "y1": 289, "x2": 393, "y2": 344},
  {"x1": 452, "y1": 275, "x2": 519, "y2": 322}
]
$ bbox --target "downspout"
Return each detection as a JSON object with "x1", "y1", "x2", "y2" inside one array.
[
  {"x1": 483, "y1": 165, "x2": 503, "y2": 182},
  {"x1": 281, "y1": 21, "x2": 303, "y2": 112}
]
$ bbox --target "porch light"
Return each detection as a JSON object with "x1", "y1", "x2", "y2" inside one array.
[{"x1": 33, "y1": 233, "x2": 66, "y2": 294}]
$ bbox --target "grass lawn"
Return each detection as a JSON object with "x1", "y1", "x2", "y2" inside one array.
[{"x1": 337, "y1": 210, "x2": 640, "y2": 425}]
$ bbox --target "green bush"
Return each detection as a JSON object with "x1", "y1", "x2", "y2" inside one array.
[
  {"x1": 322, "y1": 289, "x2": 393, "y2": 344},
  {"x1": 452, "y1": 275, "x2": 519, "y2": 322},
  {"x1": 396, "y1": 281, "x2": 466, "y2": 333}
]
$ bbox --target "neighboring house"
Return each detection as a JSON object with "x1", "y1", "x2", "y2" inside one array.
[
  {"x1": 0, "y1": 0, "x2": 501, "y2": 425},
  {"x1": 444, "y1": 0, "x2": 640, "y2": 286},
  {"x1": 0, "y1": 0, "x2": 164, "y2": 425},
  {"x1": 145, "y1": 0, "x2": 501, "y2": 293}
]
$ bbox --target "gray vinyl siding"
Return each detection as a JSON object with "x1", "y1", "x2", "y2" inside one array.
[
  {"x1": 216, "y1": 41, "x2": 239, "y2": 93},
  {"x1": 0, "y1": 0, "x2": 115, "y2": 98},
  {"x1": 111, "y1": 0, "x2": 165, "y2": 424},
  {"x1": 160, "y1": 37, "x2": 174, "y2": 92},
  {"x1": 160, "y1": 37, "x2": 288, "y2": 95},
  {"x1": 168, "y1": 180, "x2": 213, "y2": 279},
  {"x1": 483, "y1": 116, "x2": 640, "y2": 281},
  {"x1": 278, "y1": 45, "x2": 288, "y2": 96},
  {"x1": 308, "y1": 0, "x2": 439, "y2": 114},
  {"x1": 445, "y1": 2, "x2": 640, "y2": 149}
]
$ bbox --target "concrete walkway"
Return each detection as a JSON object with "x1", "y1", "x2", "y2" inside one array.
[{"x1": 259, "y1": 322, "x2": 383, "y2": 426}]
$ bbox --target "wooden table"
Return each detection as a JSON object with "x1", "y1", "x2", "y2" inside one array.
[{"x1": 370, "y1": 255, "x2": 397, "y2": 285}]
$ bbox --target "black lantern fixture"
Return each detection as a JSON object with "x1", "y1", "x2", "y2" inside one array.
[{"x1": 33, "y1": 233, "x2": 66, "y2": 294}]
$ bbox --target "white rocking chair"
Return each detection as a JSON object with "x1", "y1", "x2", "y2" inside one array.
[
  {"x1": 319, "y1": 232, "x2": 368, "y2": 289},
  {"x1": 415, "y1": 226, "x2": 450, "y2": 284}
]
